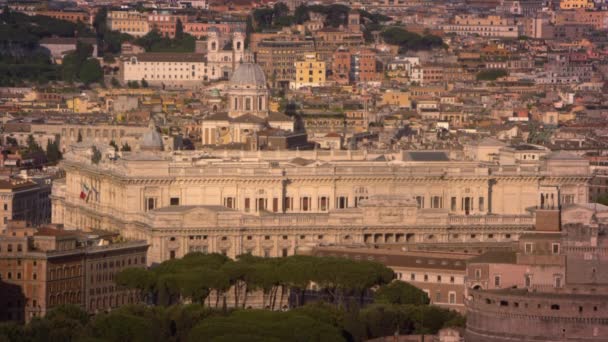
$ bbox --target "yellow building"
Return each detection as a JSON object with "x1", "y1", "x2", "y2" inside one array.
[
  {"x1": 380, "y1": 90, "x2": 412, "y2": 108},
  {"x1": 107, "y1": 11, "x2": 150, "y2": 37},
  {"x1": 292, "y1": 54, "x2": 326, "y2": 89},
  {"x1": 560, "y1": 0, "x2": 593, "y2": 9},
  {"x1": 66, "y1": 97, "x2": 100, "y2": 114}
]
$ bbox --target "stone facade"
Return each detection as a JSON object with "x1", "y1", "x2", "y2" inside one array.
[{"x1": 50, "y1": 147, "x2": 590, "y2": 265}]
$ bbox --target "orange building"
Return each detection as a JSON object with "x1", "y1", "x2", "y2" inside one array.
[
  {"x1": 0, "y1": 222, "x2": 148, "y2": 322},
  {"x1": 147, "y1": 13, "x2": 189, "y2": 38}
]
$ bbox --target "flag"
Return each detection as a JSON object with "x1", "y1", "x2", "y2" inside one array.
[
  {"x1": 90, "y1": 186, "x2": 99, "y2": 203},
  {"x1": 80, "y1": 183, "x2": 89, "y2": 200}
]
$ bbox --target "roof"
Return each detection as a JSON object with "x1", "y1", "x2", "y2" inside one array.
[
  {"x1": 0, "y1": 179, "x2": 38, "y2": 191},
  {"x1": 152, "y1": 205, "x2": 234, "y2": 213},
  {"x1": 131, "y1": 53, "x2": 205, "y2": 63},
  {"x1": 232, "y1": 114, "x2": 265, "y2": 124},
  {"x1": 404, "y1": 151, "x2": 450, "y2": 162},
  {"x1": 468, "y1": 250, "x2": 517, "y2": 264},
  {"x1": 545, "y1": 151, "x2": 584, "y2": 161},
  {"x1": 230, "y1": 62, "x2": 266, "y2": 87},
  {"x1": 267, "y1": 111, "x2": 292, "y2": 122},
  {"x1": 34, "y1": 227, "x2": 76, "y2": 237},
  {"x1": 313, "y1": 247, "x2": 471, "y2": 271}
]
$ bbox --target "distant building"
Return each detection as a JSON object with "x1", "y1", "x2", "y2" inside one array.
[
  {"x1": 292, "y1": 54, "x2": 326, "y2": 89},
  {"x1": 40, "y1": 37, "x2": 98, "y2": 61},
  {"x1": 0, "y1": 222, "x2": 148, "y2": 322},
  {"x1": 313, "y1": 246, "x2": 473, "y2": 312},
  {"x1": 0, "y1": 177, "x2": 52, "y2": 233},
  {"x1": 465, "y1": 204, "x2": 608, "y2": 341},
  {"x1": 107, "y1": 11, "x2": 150, "y2": 37}
]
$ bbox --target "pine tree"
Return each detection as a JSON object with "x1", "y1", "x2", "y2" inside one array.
[{"x1": 121, "y1": 142, "x2": 132, "y2": 152}]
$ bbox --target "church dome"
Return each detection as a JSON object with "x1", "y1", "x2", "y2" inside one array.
[
  {"x1": 141, "y1": 121, "x2": 163, "y2": 151},
  {"x1": 230, "y1": 63, "x2": 266, "y2": 88}
]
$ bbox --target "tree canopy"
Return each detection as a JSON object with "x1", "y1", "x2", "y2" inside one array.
[
  {"x1": 476, "y1": 68, "x2": 508, "y2": 81},
  {"x1": 116, "y1": 253, "x2": 394, "y2": 309},
  {"x1": 374, "y1": 281, "x2": 430, "y2": 305},
  {"x1": 381, "y1": 27, "x2": 444, "y2": 52}
]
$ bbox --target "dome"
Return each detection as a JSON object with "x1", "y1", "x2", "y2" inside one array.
[
  {"x1": 141, "y1": 121, "x2": 163, "y2": 151},
  {"x1": 230, "y1": 63, "x2": 266, "y2": 88}
]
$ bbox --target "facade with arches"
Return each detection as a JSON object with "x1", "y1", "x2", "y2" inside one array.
[{"x1": 52, "y1": 147, "x2": 590, "y2": 265}]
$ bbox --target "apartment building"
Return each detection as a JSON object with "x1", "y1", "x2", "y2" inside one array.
[
  {"x1": 0, "y1": 178, "x2": 52, "y2": 234},
  {"x1": 107, "y1": 11, "x2": 150, "y2": 37},
  {"x1": 0, "y1": 222, "x2": 149, "y2": 322},
  {"x1": 147, "y1": 12, "x2": 188, "y2": 38},
  {"x1": 442, "y1": 15, "x2": 520, "y2": 38},
  {"x1": 255, "y1": 40, "x2": 315, "y2": 88},
  {"x1": 120, "y1": 53, "x2": 207, "y2": 88},
  {"x1": 292, "y1": 54, "x2": 326, "y2": 89}
]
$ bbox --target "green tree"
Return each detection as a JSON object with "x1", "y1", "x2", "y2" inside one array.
[
  {"x1": 476, "y1": 68, "x2": 508, "y2": 81},
  {"x1": 141, "y1": 78, "x2": 148, "y2": 88},
  {"x1": 175, "y1": 18, "x2": 184, "y2": 40},
  {"x1": 597, "y1": 194, "x2": 608, "y2": 206},
  {"x1": 91, "y1": 146, "x2": 102, "y2": 164},
  {"x1": 45, "y1": 139, "x2": 62, "y2": 163},
  {"x1": 109, "y1": 140, "x2": 119, "y2": 151},
  {"x1": 294, "y1": 4, "x2": 310, "y2": 24},
  {"x1": 25, "y1": 134, "x2": 42, "y2": 154},
  {"x1": 374, "y1": 281, "x2": 430, "y2": 305},
  {"x1": 78, "y1": 58, "x2": 103, "y2": 84},
  {"x1": 121, "y1": 142, "x2": 131, "y2": 151}
]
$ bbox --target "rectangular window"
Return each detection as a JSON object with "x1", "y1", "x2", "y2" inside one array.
[
  {"x1": 320, "y1": 196, "x2": 328, "y2": 211},
  {"x1": 284, "y1": 197, "x2": 293, "y2": 211},
  {"x1": 424, "y1": 274, "x2": 428, "y2": 281},
  {"x1": 336, "y1": 196, "x2": 348, "y2": 209},
  {"x1": 475, "y1": 269, "x2": 481, "y2": 280},
  {"x1": 552, "y1": 243, "x2": 560, "y2": 255},
  {"x1": 145, "y1": 197, "x2": 156, "y2": 211},
  {"x1": 494, "y1": 275, "x2": 501, "y2": 287},
  {"x1": 449, "y1": 292, "x2": 456, "y2": 304},
  {"x1": 437, "y1": 275, "x2": 442, "y2": 282},
  {"x1": 525, "y1": 274, "x2": 532, "y2": 287},
  {"x1": 416, "y1": 196, "x2": 425, "y2": 209},
  {"x1": 282, "y1": 248, "x2": 288, "y2": 257},
  {"x1": 244, "y1": 198, "x2": 250, "y2": 212},
  {"x1": 224, "y1": 197, "x2": 235, "y2": 209},
  {"x1": 431, "y1": 196, "x2": 442, "y2": 209},
  {"x1": 411, "y1": 273, "x2": 416, "y2": 281},
  {"x1": 451, "y1": 197, "x2": 457, "y2": 211},
  {"x1": 170, "y1": 197, "x2": 180, "y2": 206},
  {"x1": 435, "y1": 291, "x2": 441, "y2": 303},
  {"x1": 272, "y1": 198, "x2": 279, "y2": 212},
  {"x1": 554, "y1": 275, "x2": 562, "y2": 288},
  {"x1": 525, "y1": 243, "x2": 534, "y2": 254},
  {"x1": 450, "y1": 276, "x2": 455, "y2": 283},
  {"x1": 479, "y1": 197, "x2": 485, "y2": 211},
  {"x1": 301, "y1": 197, "x2": 311, "y2": 212}
]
